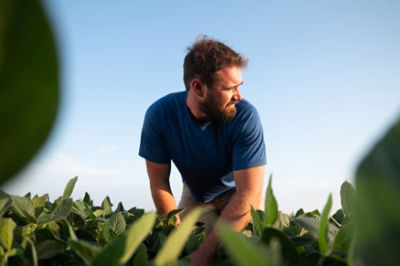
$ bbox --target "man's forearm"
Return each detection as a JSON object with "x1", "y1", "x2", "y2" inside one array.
[
  {"x1": 190, "y1": 166, "x2": 265, "y2": 266},
  {"x1": 150, "y1": 184, "x2": 178, "y2": 215},
  {"x1": 193, "y1": 191, "x2": 258, "y2": 257}
]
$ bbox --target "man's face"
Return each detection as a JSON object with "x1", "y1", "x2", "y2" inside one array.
[{"x1": 200, "y1": 66, "x2": 243, "y2": 122}]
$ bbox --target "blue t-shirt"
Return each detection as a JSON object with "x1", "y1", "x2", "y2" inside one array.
[{"x1": 139, "y1": 91, "x2": 266, "y2": 203}]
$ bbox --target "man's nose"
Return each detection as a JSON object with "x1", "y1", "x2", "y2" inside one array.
[{"x1": 232, "y1": 87, "x2": 241, "y2": 102}]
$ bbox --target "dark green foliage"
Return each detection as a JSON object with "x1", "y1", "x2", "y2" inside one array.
[
  {"x1": 0, "y1": 177, "x2": 206, "y2": 265},
  {"x1": 217, "y1": 177, "x2": 356, "y2": 266},
  {"x1": 1, "y1": 114, "x2": 399, "y2": 265}
]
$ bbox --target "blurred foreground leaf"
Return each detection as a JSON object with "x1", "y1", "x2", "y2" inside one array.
[
  {"x1": 355, "y1": 116, "x2": 400, "y2": 266},
  {"x1": 218, "y1": 223, "x2": 280, "y2": 266},
  {"x1": 0, "y1": 0, "x2": 60, "y2": 185},
  {"x1": 319, "y1": 194, "x2": 332, "y2": 255}
]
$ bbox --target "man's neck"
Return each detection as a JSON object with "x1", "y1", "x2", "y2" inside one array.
[{"x1": 186, "y1": 90, "x2": 211, "y2": 123}]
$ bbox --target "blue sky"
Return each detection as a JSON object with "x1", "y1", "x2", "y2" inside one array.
[{"x1": 4, "y1": 1, "x2": 400, "y2": 214}]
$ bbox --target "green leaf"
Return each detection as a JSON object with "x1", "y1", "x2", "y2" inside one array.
[
  {"x1": 273, "y1": 212, "x2": 290, "y2": 230},
  {"x1": 93, "y1": 209, "x2": 104, "y2": 217},
  {"x1": 340, "y1": 181, "x2": 355, "y2": 217},
  {"x1": 38, "y1": 198, "x2": 72, "y2": 224},
  {"x1": 333, "y1": 222, "x2": 355, "y2": 252},
  {"x1": 84, "y1": 202, "x2": 98, "y2": 227},
  {"x1": 102, "y1": 196, "x2": 112, "y2": 216},
  {"x1": 166, "y1": 208, "x2": 183, "y2": 219},
  {"x1": 36, "y1": 240, "x2": 64, "y2": 259},
  {"x1": 154, "y1": 207, "x2": 204, "y2": 266},
  {"x1": 72, "y1": 200, "x2": 88, "y2": 220},
  {"x1": 53, "y1": 198, "x2": 73, "y2": 217},
  {"x1": 264, "y1": 175, "x2": 278, "y2": 226},
  {"x1": 261, "y1": 227, "x2": 299, "y2": 265},
  {"x1": 69, "y1": 239, "x2": 101, "y2": 264},
  {"x1": 32, "y1": 194, "x2": 48, "y2": 208},
  {"x1": 83, "y1": 192, "x2": 93, "y2": 206},
  {"x1": 131, "y1": 243, "x2": 148, "y2": 266},
  {"x1": 92, "y1": 211, "x2": 156, "y2": 266},
  {"x1": 101, "y1": 220, "x2": 110, "y2": 244},
  {"x1": 26, "y1": 238, "x2": 39, "y2": 266},
  {"x1": 11, "y1": 195, "x2": 36, "y2": 222},
  {"x1": 7, "y1": 247, "x2": 17, "y2": 257},
  {"x1": 355, "y1": 115, "x2": 400, "y2": 265},
  {"x1": 250, "y1": 205, "x2": 263, "y2": 236},
  {"x1": 115, "y1": 202, "x2": 124, "y2": 212},
  {"x1": 292, "y1": 216, "x2": 338, "y2": 246},
  {"x1": 0, "y1": 0, "x2": 60, "y2": 185},
  {"x1": 0, "y1": 217, "x2": 16, "y2": 250},
  {"x1": 0, "y1": 190, "x2": 12, "y2": 216},
  {"x1": 109, "y1": 212, "x2": 126, "y2": 236},
  {"x1": 62, "y1": 176, "x2": 78, "y2": 199},
  {"x1": 218, "y1": 224, "x2": 277, "y2": 266},
  {"x1": 295, "y1": 208, "x2": 305, "y2": 217},
  {"x1": 32, "y1": 193, "x2": 48, "y2": 217},
  {"x1": 319, "y1": 194, "x2": 333, "y2": 254},
  {"x1": 62, "y1": 219, "x2": 78, "y2": 241}
]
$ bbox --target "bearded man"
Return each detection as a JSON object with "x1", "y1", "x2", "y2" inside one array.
[{"x1": 139, "y1": 36, "x2": 267, "y2": 265}]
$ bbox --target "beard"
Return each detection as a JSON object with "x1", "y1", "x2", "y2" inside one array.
[{"x1": 200, "y1": 97, "x2": 239, "y2": 123}]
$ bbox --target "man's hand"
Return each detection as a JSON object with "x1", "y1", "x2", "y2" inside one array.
[
  {"x1": 190, "y1": 165, "x2": 265, "y2": 265},
  {"x1": 146, "y1": 160, "x2": 178, "y2": 215}
]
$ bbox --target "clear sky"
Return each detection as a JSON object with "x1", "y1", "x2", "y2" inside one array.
[{"x1": 3, "y1": 0, "x2": 400, "y2": 214}]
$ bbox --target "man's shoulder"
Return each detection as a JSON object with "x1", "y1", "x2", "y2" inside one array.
[
  {"x1": 228, "y1": 98, "x2": 263, "y2": 131},
  {"x1": 147, "y1": 91, "x2": 186, "y2": 113},
  {"x1": 235, "y1": 99, "x2": 259, "y2": 118}
]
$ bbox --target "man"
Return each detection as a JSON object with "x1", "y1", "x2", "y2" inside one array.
[{"x1": 139, "y1": 36, "x2": 266, "y2": 265}]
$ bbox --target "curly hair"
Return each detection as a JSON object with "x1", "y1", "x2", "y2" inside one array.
[{"x1": 183, "y1": 36, "x2": 248, "y2": 91}]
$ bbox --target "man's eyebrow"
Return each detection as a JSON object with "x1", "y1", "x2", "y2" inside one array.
[{"x1": 225, "y1": 81, "x2": 244, "y2": 89}]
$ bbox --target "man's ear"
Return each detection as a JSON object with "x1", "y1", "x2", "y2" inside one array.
[{"x1": 190, "y1": 78, "x2": 205, "y2": 98}]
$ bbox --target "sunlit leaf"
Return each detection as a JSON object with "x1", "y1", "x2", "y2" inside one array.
[
  {"x1": 38, "y1": 198, "x2": 72, "y2": 224},
  {"x1": 264, "y1": 175, "x2": 278, "y2": 226},
  {"x1": 319, "y1": 194, "x2": 332, "y2": 254},
  {"x1": 154, "y1": 207, "x2": 204, "y2": 266},
  {"x1": 0, "y1": 190, "x2": 12, "y2": 216},
  {"x1": 0, "y1": 217, "x2": 16, "y2": 250},
  {"x1": 102, "y1": 196, "x2": 112, "y2": 216},
  {"x1": 62, "y1": 176, "x2": 78, "y2": 199},
  {"x1": 11, "y1": 195, "x2": 36, "y2": 222},
  {"x1": 340, "y1": 181, "x2": 355, "y2": 217},
  {"x1": 109, "y1": 212, "x2": 126, "y2": 236},
  {"x1": 251, "y1": 205, "x2": 263, "y2": 236}
]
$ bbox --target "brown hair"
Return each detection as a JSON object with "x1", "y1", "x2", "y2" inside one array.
[{"x1": 183, "y1": 36, "x2": 248, "y2": 91}]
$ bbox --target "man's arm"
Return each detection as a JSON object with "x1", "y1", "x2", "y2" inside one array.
[
  {"x1": 146, "y1": 160, "x2": 179, "y2": 216},
  {"x1": 190, "y1": 165, "x2": 265, "y2": 266}
]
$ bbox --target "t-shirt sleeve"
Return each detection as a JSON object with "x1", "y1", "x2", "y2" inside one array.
[
  {"x1": 231, "y1": 105, "x2": 267, "y2": 170},
  {"x1": 139, "y1": 103, "x2": 171, "y2": 164}
]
